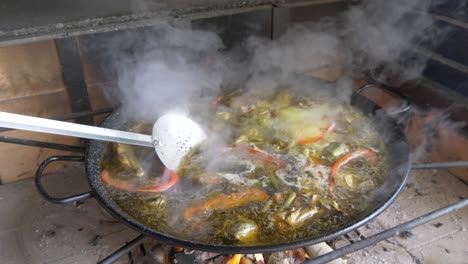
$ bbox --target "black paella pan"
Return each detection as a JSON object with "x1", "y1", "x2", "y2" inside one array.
[{"x1": 35, "y1": 93, "x2": 411, "y2": 254}]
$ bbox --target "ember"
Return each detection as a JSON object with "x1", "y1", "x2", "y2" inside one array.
[{"x1": 173, "y1": 248, "x2": 309, "y2": 264}]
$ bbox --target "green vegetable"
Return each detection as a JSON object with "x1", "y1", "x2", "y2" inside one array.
[
  {"x1": 269, "y1": 171, "x2": 280, "y2": 189},
  {"x1": 104, "y1": 87, "x2": 387, "y2": 246},
  {"x1": 232, "y1": 219, "x2": 259, "y2": 243},
  {"x1": 282, "y1": 192, "x2": 297, "y2": 210}
]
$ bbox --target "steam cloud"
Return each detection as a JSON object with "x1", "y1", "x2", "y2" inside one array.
[
  {"x1": 103, "y1": 23, "x2": 226, "y2": 122},
  {"x1": 104, "y1": 0, "x2": 443, "y2": 116},
  {"x1": 94, "y1": 0, "x2": 467, "y2": 236},
  {"x1": 96, "y1": 0, "x2": 463, "y2": 161},
  {"x1": 343, "y1": 0, "x2": 437, "y2": 84}
]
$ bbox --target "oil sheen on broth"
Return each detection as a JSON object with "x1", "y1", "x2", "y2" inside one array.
[{"x1": 100, "y1": 88, "x2": 387, "y2": 245}]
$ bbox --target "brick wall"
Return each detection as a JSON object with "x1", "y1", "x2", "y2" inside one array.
[{"x1": 0, "y1": 40, "x2": 111, "y2": 184}]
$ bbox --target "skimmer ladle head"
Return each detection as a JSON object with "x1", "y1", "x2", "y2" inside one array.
[{"x1": 152, "y1": 113, "x2": 207, "y2": 170}]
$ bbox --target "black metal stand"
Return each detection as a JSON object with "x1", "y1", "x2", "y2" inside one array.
[
  {"x1": 97, "y1": 235, "x2": 148, "y2": 264},
  {"x1": 2, "y1": 100, "x2": 467, "y2": 264},
  {"x1": 35, "y1": 155, "x2": 94, "y2": 204}
]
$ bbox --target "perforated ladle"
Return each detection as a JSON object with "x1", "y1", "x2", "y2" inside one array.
[{"x1": 0, "y1": 112, "x2": 207, "y2": 170}]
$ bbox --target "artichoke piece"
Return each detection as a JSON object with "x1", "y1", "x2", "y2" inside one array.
[
  {"x1": 323, "y1": 142, "x2": 349, "y2": 159},
  {"x1": 278, "y1": 205, "x2": 324, "y2": 227},
  {"x1": 241, "y1": 127, "x2": 264, "y2": 143},
  {"x1": 285, "y1": 206, "x2": 319, "y2": 226},
  {"x1": 216, "y1": 111, "x2": 233, "y2": 121},
  {"x1": 344, "y1": 174, "x2": 356, "y2": 188},
  {"x1": 232, "y1": 219, "x2": 259, "y2": 243},
  {"x1": 219, "y1": 88, "x2": 243, "y2": 107},
  {"x1": 270, "y1": 134, "x2": 290, "y2": 152},
  {"x1": 114, "y1": 143, "x2": 145, "y2": 177},
  {"x1": 256, "y1": 100, "x2": 271, "y2": 109},
  {"x1": 235, "y1": 135, "x2": 249, "y2": 145},
  {"x1": 331, "y1": 143, "x2": 349, "y2": 157},
  {"x1": 146, "y1": 196, "x2": 168, "y2": 210},
  {"x1": 256, "y1": 113, "x2": 272, "y2": 127},
  {"x1": 272, "y1": 90, "x2": 292, "y2": 108}
]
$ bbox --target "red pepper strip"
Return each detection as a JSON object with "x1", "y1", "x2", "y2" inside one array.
[
  {"x1": 298, "y1": 119, "x2": 335, "y2": 145},
  {"x1": 101, "y1": 168, "x2": 178, "y2": 193},
  {"x1": 329, "y1": 149, "x2": 378, "y2": 194},
  {"x1": 230, "y1": 146, "x2": 286, "y2": 170},
  {"x1": 183, "y1": 189, "x2": 269, "y2": 221}
]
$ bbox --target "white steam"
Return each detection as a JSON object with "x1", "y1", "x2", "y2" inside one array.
[
  {"x1": 342, "y1": 0, "x2": 439, "y2": 85},
  {"x1": 110, "y1": 23, "x2": 226, "y2": 122},
  {"x1": 106, "y1": 0, "x2": 451, "y2": 129},
  {"x1": 248, "y1": 25, "x2": 344, "y2": 77}
]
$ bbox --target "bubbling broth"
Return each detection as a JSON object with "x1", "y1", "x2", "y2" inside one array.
[{"x1": 100, "y1": 88, "x2": 387, "y2": 245}]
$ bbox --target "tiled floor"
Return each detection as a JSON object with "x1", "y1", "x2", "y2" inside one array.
[
  {"x1": 346, "y1": 169, "x2": 468, "y2": 264},
  {"x1": 0, "y1": 165, "x2": 466, "y2": 264}
]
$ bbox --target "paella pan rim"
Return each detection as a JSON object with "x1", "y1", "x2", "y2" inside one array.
[{"x1": 85, "y1": 95, "x2": 411, "y2": 254}]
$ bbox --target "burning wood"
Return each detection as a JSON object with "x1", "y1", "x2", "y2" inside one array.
[
  {"x1": 175, "y1": 248, "x2": 310, "y2": 264},
  {"x1": 254, "y1": 254, "x2": 265, "y2": 264}
]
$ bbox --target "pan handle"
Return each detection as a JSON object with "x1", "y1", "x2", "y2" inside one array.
[{"x1": 35, "y1": 155, "x2": 93, "y2": 204}]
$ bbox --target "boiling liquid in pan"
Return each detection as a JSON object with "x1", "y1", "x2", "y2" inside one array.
[{"x1": 100, "y1": 88, "x2": 387, "y2": 245}]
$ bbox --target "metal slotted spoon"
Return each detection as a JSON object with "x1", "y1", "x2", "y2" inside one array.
[{"x1": 0, "y1": 112, "x2": 207, "y2": 170}]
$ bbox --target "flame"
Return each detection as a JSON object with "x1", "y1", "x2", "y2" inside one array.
[
  {"x1": 173, "y1": 247, "x2": 184, "y2": 253},
  {"x1": 226, "y1": 254, "x2": 242, "y2": 264},
  {"x1": 254, "y1": 254, "x2": 265, "y2": 264}
]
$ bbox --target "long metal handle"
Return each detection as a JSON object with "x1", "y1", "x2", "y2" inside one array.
[
  {"x1": 412, "y1": 161, "x2": 468, "y2": 169},
  {"x1": 0, "y1": 111, "x2": 153, "y2": 147}
]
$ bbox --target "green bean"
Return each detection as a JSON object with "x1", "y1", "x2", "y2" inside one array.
[
  {"x1": 282, "y1": 192, "x2": 297, "y2": 210},
  {"x1": 269, "y1": 171, "x2": 280, "y2": 189}
]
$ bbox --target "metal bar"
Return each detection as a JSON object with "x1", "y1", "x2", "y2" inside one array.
[
  {"x1": 178, "y1": 5, "x2": 272, "y2": 20},
  {"x1": 412, "y1": 161, "x2": 468, "y2": 169},
  {"x1": 49, "y1": 107, "x2": 113, "y2": 122},
  {"x1": 271, "y1": 7, "x2": 289, "y2": 40},
  {"x1": 0, "y1": 108, "x2": 113, "y2": 133},
  {"x1": 55, "y1": 37, "x2": 94, "y2": 125},
  {"x1": 275, "y1": 0, "x2": 346, "y2": 8},
  {"x1": 305, "y1": 198, "x2": 468, "y2": 264},
  {"x1": 432, "y1": 14, "x2": 468, "y2": 30},
  {"x1": 98, "y1": 235, "x2": 147, "y2": 264},
  {"x1": 352, "y1": 83, "x2": 376, "y2": 97},
  {"x1": 0, "y1": 15, "x2": 168, "y2": 47},
  {"x1": 0, "y1": 3, "x2": 274, "y2": 46},
  {"x1": 0, "y1": 112, "x2": 154, "y2": 148},
  {"x1": 412, "y1": 46, "x2": 468, "y2": 76},
  {"x1": 0, "y1": 136, "x2": 85, "y2": 152},
  {"x1": 353, "y1": 81, "x2": 411, "y2": 102}
]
